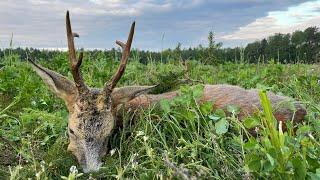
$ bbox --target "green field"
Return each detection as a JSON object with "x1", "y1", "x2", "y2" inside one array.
[{"x1": 0, "y1": 53, "x2": 320, "y2": 179}]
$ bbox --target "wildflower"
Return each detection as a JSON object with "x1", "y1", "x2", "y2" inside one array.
[
  {"x1": 132, "y1": 153, "x2": 138, "y2": 159},
  {"x1": 35, "y1": 172, "x2": 40, "y2": 178},
  {"x1": 40, "y1": 161, "x2": 45, "y2": 172},
  {"x1": 130, "y1": 153, "x2": 139, "y2": 169},
  {"x1": 147, "y1": 148, "x2": 154, "y2": 158},
  {"x1": 31, "y1": 100, "x2": 37, "y2": 106},
  {"x1": 132, "y1": 161, "x2": 138, "y2": 169},
  {"x1": 61, "y1": 165, "x2": 83, "y2": 179},
  {"x1": 136, "y1": 131, "x2": 144, "y2": 137},
  {"x1": 110, "y1": 149, "x2": 116, "y2": 156},
  {"x1": 143, "y1": 136, "x2": 149, "y2": 142},
  {"x1": 70, "y1": 165, "x2": 78, "y2": 174},
  {"x1": 254, "y1": 127, "x2": 259, "y2": 134}
]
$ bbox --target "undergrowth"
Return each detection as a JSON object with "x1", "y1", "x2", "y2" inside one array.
[{"x1": 0, "y1": 54, "x2": 319, "y2": 179}]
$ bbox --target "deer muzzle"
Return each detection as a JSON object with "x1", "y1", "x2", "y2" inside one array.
[{"x1": 82, "y1": 148, "x2": 103, "y2": 173}]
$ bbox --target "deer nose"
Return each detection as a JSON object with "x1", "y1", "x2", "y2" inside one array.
[
  {"x1": 82, "y1": 161, "x2": 102, "y2": 173},
  {"x1": 82, "y1": 149, "x2": 103, "y2": 173}
]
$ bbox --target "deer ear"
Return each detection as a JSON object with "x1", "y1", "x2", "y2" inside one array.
[
  {"x1": 29, "y1": 60, "x2": 77, "y2": 105},
  {"x1": 111, "y1": 86, "x2": 156, "y2": 106}
]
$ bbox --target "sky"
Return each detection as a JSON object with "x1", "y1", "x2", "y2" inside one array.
[{"x1": 1, "y1": 0, "x2": 320, "y2": 51}]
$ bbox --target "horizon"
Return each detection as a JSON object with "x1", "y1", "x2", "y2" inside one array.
[{"x1": 1, "y1": 0, "x2": 320, "y2": 51}]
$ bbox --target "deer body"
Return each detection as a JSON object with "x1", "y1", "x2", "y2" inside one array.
[
  {"x1": 29, "y1": 12, "x2": 306, "y2": 173},
  {"x1": 123, "y1": 84, "x2": 306, "y2": 124}
]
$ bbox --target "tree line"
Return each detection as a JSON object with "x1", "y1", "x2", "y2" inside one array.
[{"x1": 1, "y1": 26, "x2": 320, "y2": 64}]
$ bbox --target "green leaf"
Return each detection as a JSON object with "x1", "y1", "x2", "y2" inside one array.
[
  {"x1": 262, "y1": 160, "x2": 275, "y2": 172},
  {"x1": 215, "y1": 118, "x2": 229, "y2": 135},
  {"x1": 308, "y1": 168, "x2": 320, "y2": 180},
  {"x1": 293, "y1": 156, "x2": 307, "y2": 180},
  {"x1": 200, "y1": 102, "x2": 212, "y2": 116},
  {"x1": 160, "y1": 99, "x2": 171, "y2": 113},
  {"x1": 208, "y1": 115, "x2": 220, "y2": 122},
  {"x1": 243, "y1": 117, "x2": 260, "y2": 129},
  {"x1": 266, "y1": 153, "x2": 275, "y2": 167},
  {"x1": 215, "y1": 109, "x2": 226, "y2": 118},
  {"x1": 180, "y1": 85, "x2": 191, "y2": 94},
  {"x1": 185, "y1": 110, "x2": 196, "y2": 121},
  {"x1": 244, "y1": 140, "x2": 258, "y2": 150},
  {"x1": 246, "y1": 154, "x2": 261, "y2": 172},
  {"x1": 192, "y1": 85, "x2": 204, "y2": 98},
  {"x1": 227, "y1": 105, "x2": 240, "y2": 115},
  {"x1": 296, "y1": 125, "x2": 311, "y2": 136},
  {"x1": 306, "y1": 155, "x2": 320, "y2": 171}
]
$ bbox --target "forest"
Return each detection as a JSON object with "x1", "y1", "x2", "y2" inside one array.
[{"x1": 1, "y1": 26, "x2": 320, "y2": 65}]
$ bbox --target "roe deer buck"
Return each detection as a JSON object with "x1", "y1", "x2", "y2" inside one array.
[{"x1": 28, "y1": 11, "x2": 307, "y2": 172}]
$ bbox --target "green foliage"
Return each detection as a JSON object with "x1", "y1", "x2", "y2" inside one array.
[
  {"x1": 243, "y1": 91, "x2": 320, "y2": 179},
  {"x1": 100, "y1": 84, "x2": 242, "y2": 179},
  {"x1": 0, "y1": 54, "x2": 319, "y2": 179}
]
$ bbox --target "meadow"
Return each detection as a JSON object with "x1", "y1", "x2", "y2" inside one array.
[{"x1": 0, "y1": 51, "x2": 320, "y2": 179}]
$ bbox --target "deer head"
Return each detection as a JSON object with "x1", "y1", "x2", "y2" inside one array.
[{"x1": 28, "y1": 11, "x2": 148, "y2": 172}]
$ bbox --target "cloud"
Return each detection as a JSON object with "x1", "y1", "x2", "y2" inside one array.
[
  {"x1": 0, "y1": 0, "x2": 315, "y2": 50},
  {"x1": 0, "y1": 0, "x2": 206, "y2": 49},
  {"x1": 24, "y1": 0, "x2": 204, "y2": 17},
  {"x1": 86, "y1": 0, "x2": 172, "y2": 16},
  {"x1": 221, "y1": 0, "x2": 320, "y2": 41}
]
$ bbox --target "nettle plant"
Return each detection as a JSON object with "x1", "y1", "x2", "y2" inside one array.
[{"x1": 29, "y1": 11, "x2": 307, "y2": 173}]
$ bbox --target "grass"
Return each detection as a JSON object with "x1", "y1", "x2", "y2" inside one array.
[{"x1": 0, "y1": 53, "x2": 319, "y2": 179}]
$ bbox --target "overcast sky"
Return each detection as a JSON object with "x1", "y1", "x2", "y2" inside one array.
[{"x1": 1, "y1": 0, "x2": 320, "y2": 51}]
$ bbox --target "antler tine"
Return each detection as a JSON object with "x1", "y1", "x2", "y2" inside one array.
[
  {"x1": 66, "y1": 11, "x2": 88, "y2": 93},
  {"x1": 104, "y1": 21, "x2": 135, "y2": 93}
]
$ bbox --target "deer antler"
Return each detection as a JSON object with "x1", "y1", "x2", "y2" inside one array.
[
  {"x1": 66, "y1": 11, "x2": 88, "y2": 94},
  {"x1": 103, "y1": 22, "x2": 135, "y2": 94}
]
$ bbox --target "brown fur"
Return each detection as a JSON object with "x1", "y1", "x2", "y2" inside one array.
[{"x1": 124, "y1": 85, "x2": 306, "y2": 124}]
